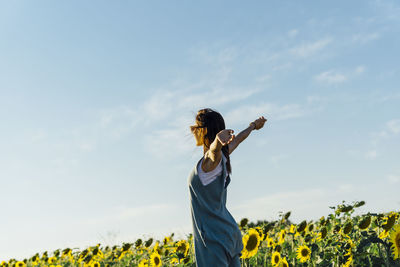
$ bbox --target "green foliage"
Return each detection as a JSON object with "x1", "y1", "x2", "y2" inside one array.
[{"x1": 1, "y1": 200, "x2": 400, "y2": 267}]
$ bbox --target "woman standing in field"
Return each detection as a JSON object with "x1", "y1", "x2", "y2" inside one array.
[{"x1": 188, "y1": 108, "x2": 267, "y2": 267}]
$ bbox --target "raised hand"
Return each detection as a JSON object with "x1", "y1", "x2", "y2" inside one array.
[
  {"x1": 216, "y1": 129, "x2": 235, "y2": 146},
  {"x1": 251, "y1": 116, "x2": 267, "y2": 130}
]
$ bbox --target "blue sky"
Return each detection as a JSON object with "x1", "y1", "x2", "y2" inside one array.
[{"x1": 1, "y1": 0, "x2": 399, "y2": 260}]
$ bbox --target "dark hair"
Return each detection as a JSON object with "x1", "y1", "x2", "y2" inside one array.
[{"x1": 190, "y1": 108, "x2": 232, "y2": 175}]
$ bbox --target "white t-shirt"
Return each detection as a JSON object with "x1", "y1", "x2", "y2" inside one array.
[{"x1": 197, "y1": 154, "x2": 228, "y2": 186}]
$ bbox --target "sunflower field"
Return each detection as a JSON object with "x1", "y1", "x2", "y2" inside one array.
[{"x1": 2, "y1": 200, "x2": 400, "y2": 267}]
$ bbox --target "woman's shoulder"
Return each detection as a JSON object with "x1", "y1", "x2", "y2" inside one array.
[{"x1": 200, "y1": 152, "x2": 224, "y2": 173}]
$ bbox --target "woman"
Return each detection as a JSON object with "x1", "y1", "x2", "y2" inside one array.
[{"x1": 188, "y1": 108, "x2": 267, "y2": 267}]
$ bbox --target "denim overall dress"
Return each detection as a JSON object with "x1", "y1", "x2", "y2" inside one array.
[{"x1": 188, "y1": 155, "x2": 243, "y2": 267}]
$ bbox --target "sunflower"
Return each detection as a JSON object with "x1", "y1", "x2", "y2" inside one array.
[
  {"x1": 296, "y1": 245, "x2": 311, "y2": 263},
  {"x1": 149, "y1": 252, "x2": 162, "y2": 267},
  {"x1": 15, "y1": 262, "x2": 26, "y2": 267},
  {"x1": 174, "y1": 240, "x2": 189, "y2": 257},
  {"x1": 240, "y1": 228, "x2": 261, "y2": 259},
  {"x1": 379, "y1": 229, "x2": 390, "y2": 239},
  {"x1": 163, "y1": 236, "x2": 172, "y2": 245},
  {"x1": 47, "y1": 257, "x2": 57, "y2": 264},
  {"x1": 358, "y1": 215, "x2": 371, "y2": 230},
  {"x1": 271, "y1": 251, "x2": 281, "y2": 266},
  {"x1": 344, "y1": 237, "x2": 355, "y2": 252},
  {"x1": 118, "y1": 250, "x2": 129, "y2": 261},
  {"x1": 61, "y1": 249, "x2": 73, "y2": 259},
  {"x1": 389, "y1": 224, "x2": 400, "y2": 260},
  {"x1": 279, "y1": 257, "x2": 289, "y2": 267},
  {"x1": 278, "y1": 229, "x2": 286, "y2": 245},
  {"x1": 343, "y1": 240, "x2": 354, "y2": 267},
  {"x1": 91, "y1": 262, "x2": 100, "y2": 267},
  {"x1": 342, "y1": 221, "x2": 353, "y2": 235},
  {"x1": 152, "y1": 241, "x2": 162, "y2": 254},
  {"x1": 255, "y1": 226, "x2": 265, "y2": 241},
  {"x1": 138, "y1": 259, "x2": 149, "y2": 267},
  {"x1": 343, "y1": 254, "x2": 353, "y2": 267},
  {"x1": 306, "y1": 223, "x2": 314, "y2": 232},
  {"x1": 297, "y1": 221, "x2": 307, "y2": 233},
  {"x1": 170, "y1": 257, "x2": 179, "y2": 265},
  {"x1": 289, "y1": 224, "x2": 296, "y2": 234},
  {"x1": 382, "y1": 212, "x2": 399, "y2": 232},
  {"x1": 316, "y1": 227, "x2": 328, "y2": 241},
  {"x1": 266, "y1": 236, "x2": 275, "y2": 248}
]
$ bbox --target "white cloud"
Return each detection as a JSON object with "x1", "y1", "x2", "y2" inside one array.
[
  {"x1": 272, "y1": 62, "x2": 292, "y2": 71},
  {"x1": 355, "y1": 65, "x2": 366, "y2": 74},
  {"x1": 388, "y1": 174, "x2": 400, "y2": 184},
  {"x1": 188, "y1": 44, "x2": 238, "y2": 66},
  {"x1": 290, "y1": 38, "x2": 332, "y2": 57},
  {"x1": 352, "y1": 32, "x2": 380, "y2": 44},
  {"x1": 387, "y1": 119, "x2": 400, "y2": 134},
  {"x1": 306, "y1": 95, "x2": 324, "y2": 104},
  {"x1": 225, "y1": 102, "x2": 306, "y2": 126},
  {"x1": 138, "y1": 86, "x2": 262, "y2": 125},
  {"x1": 370, "y1": 130, "x2": 389, "y2": 143},
  {"x1": 30, "y1": 129, "x2": 47, "y2": 142},
  {"x1": 268, "y1": 154, "x2": 289, "y2": 167},
  {"x1": 288, "y1": 29, "x2": 298, "y2": 38},
  {"x1": 346, "y1": 149, "x2": 358, "y2": 157},
  {"x1": 314, "y1": 65, "x2": 366, "y2": 85},
  {"x1": 140, "y1": 86, "x2": 262, "y2": 127},
  {"x1": 337, "y1": 184, "x2": 354, "y2": 193},
  {"x1": 143, "y1": 125, "x2": 195, "y2": 160},
  {"x1": 369, "y1": 119, "x2": 400, "y2": 146},
  {"x1": 365, "y1": 150, "x2": 377, "y2": 159},
  {"x1": 98, "y1": 106, "x2": 140, "y2": 138},
  {"x1": 256, "y1": 74, "x2": 271, "y2": 82},
  {"x1": 80, "y1": 141, "x2": 96, "y2": 152},
  {"x1": 314, "y1": 70, "x2": 347, "y2": 84},
  {"x1": 177, "y1": 87, "x2": 262, "y2": 109},
  {"x1": 376, "y1": 92, "x2": 400, "y2": 103},
  {"x1": 372, "y1": 0, "x2": 400, "y2": 22}
]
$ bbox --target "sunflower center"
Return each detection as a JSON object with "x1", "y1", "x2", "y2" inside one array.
[
  {"x1": 246, "y1": 234, "x2": 258, "y2": 251},
  {"x1": 274, "y1": 255, "x2": 280, "y2": 262},
  {"x1": 178, "y1": 244, "x2": 186, "y2": 253},
  {"x1": 301, "y1": 248, "x2": 309, "y2": 257},
  {"x1": 155, "y1": 256, "x2": 160, "y2": 264},
  {"x1": 396, "y1": 233, "x2": 400, "y2": 247}
]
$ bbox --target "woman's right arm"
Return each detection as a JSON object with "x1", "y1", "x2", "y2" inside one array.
[{"x1": 228, "y1": 116, "x2": 267, "y2": 155}]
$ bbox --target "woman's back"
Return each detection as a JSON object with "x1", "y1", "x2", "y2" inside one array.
[{"x1": 188, "y1": 155, "x2": 243, "y2": 262}]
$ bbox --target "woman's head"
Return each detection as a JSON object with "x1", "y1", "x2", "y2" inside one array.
[
  {"x1": 190, "y1": 108, "x2": 232, "y2": 174},
  {"x1": 190, "y1": 108, "x2": 226, "y2": 149}
]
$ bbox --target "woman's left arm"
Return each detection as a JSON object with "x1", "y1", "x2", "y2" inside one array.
[{"x1": 228, "y1": 116, "x2": 267, "y2": 155}]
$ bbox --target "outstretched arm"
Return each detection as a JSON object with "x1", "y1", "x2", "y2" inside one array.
[{"x1": 228, "y1": 116, "x2": 267, "y2": 155}]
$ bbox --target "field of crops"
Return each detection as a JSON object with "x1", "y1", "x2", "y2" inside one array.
[{"x1": 2, "y1": 200, "x2": 400, "y2": 267}]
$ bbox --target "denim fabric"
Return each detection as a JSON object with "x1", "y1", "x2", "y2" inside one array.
[
  {"x1": 188, "y1": 155, "x2": 243, "y2": 267},
  {"x1": 194, "y1": 239, "x2": 242, "y2": 267}
]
